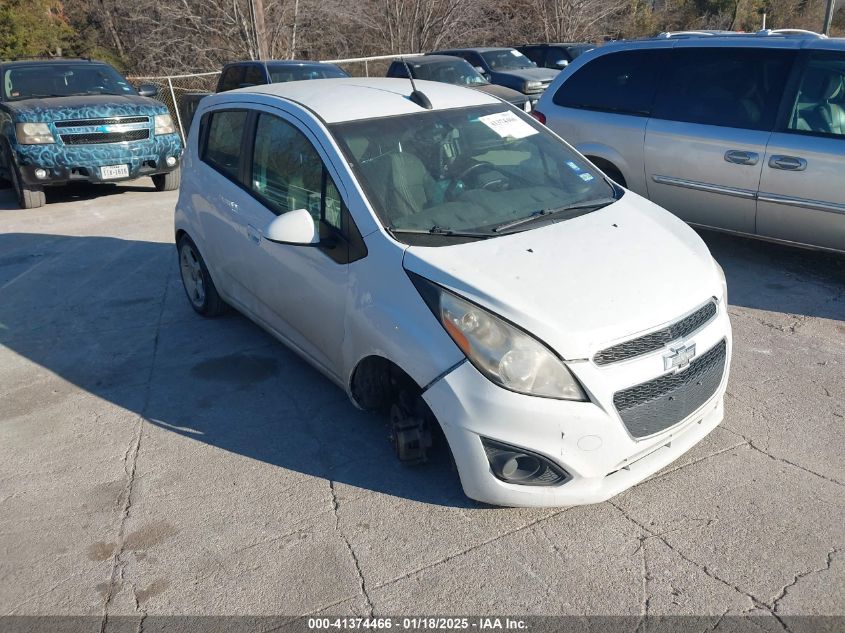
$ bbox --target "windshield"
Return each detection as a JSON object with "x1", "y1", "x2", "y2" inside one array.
[
  {"x1": 269, "y1": 65, "x2": 348, "y2": 82},
  {"x1": 331, "y1": 105, "x2": 617, "y2": 242},
  {"x1": 481, "y1": 49, "x2": 535, "y2": 71},
  {"x1": 414, "y1": 60, "x2": 488, "y2": 86},
  {"x1": 2, "y1": 63, "x2": 136, "y2": 101}
]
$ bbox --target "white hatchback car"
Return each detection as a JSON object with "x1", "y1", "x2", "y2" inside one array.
[{"x1": 175, "y1": 78, "x2": 732, "y2": 507}]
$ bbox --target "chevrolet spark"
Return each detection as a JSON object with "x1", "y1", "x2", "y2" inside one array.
[{"x1": 175, "y1": 78, "x2": 731, "y2": 507}]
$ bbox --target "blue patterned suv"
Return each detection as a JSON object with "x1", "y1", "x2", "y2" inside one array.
[{"x1": 0, "y1": 58, "x2": 183, "y2": 208}]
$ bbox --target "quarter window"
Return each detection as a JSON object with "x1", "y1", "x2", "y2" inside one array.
[
  {"x1": 552, "y1": 50, "x2": 663, "y2": 116},
  {"x1": 203, "y1": 110, "x2": 247, "y2": 180},
  {"x1": 250, "y1": 113, "x2": 344, "y2": 230},
  {"x1": 788, "y1": 52, "x2": 845, "y2": 138},
  {"x1": 652, "y1": 48, "x2": 794, "y2": 131},
  {"x1": 219, "y1": 67, "x2": 243, "y2": 92}
]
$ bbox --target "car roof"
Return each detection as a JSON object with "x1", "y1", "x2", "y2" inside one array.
[
  {"x1": 1, "y1": 58, "x2": 103, "y2": 67},
  {"x1": 213, "y1": 77, "x2": 498, "y2": 123},
  {"x1": 396, "y1": 55, "x2": 469, "y2": 66},
  {"x1": 223, "y1": 59, "x2": 337, "y2": 68},
  {"x1": 520, "y1": 43, "x2": 583, "y2": 48},
  {"x1": 434, "y1": 47, "x2": 516, "y2": 54},
  {"x1": 599, "y1": 33, "x2": 845, "y2": 53}
]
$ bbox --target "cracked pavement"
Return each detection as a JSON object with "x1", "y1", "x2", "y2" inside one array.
[{"x1": 0, "y1": 182, "x2": 842, "y2": 623}]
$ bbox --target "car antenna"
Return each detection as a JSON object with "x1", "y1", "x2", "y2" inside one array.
[{"x1": 400, "y1": 57, "x2": 432, "y2": 110}]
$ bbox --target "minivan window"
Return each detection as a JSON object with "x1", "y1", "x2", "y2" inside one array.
[
  {"x1": 788, "y1": 52, "x2": 845, "y2": 138},
  {"x1": 330, "y1": 105, "x2": 617, "y2": 240},
  {"x1": 251, "y1": 113, "x2": 343, "y2": 229},
  {"x1": 203, "y1": 110, "x2": 247, "y2": 180},
  {"x1": 652, "y1": 48, "x2": 794, "y2": 131},
  {"x1": 552, "y1": 50, "x2": 663, "y2": 116}
]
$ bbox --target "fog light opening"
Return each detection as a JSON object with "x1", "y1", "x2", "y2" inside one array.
[
  {"x1": 482, "y1": 438, "x2": 569, "y2": 487},
  {"x1": 34, "y1": 168, "x2": 48, "y2": 180},
  {"x1": 165, "y1": 156, "x2": 177, "y2": 167}
]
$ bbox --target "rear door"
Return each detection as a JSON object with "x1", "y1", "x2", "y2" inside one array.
[
  {"x1": 644, "y1": 45, "x2": 796, "y2": 233},
  {"x1": 756, "y1": 49, "x2": 845, "y2": 251}
]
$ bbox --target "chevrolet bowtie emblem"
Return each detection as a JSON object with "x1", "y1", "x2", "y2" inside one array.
[{"x1": 664, "y1": 342, "x2": 696, "y2": 371}]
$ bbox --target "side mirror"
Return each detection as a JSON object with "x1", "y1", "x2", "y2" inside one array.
[
  {"x1": 138, "y1": 83, "x2": 158, "y2": 98},
  {"x1": 264, "y1": 208, "x2": 319, "y2": 245},
  {"x1": 554, "y1": 60, "x2": 569, "y2": 69}
]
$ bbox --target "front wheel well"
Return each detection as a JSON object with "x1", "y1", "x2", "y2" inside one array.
[
  {"x1": 350, "y1": 355, "x2": 421, "y2": 412},
  {"x1": 585, "y1": 156, "x2": 627, "y2": 188}
]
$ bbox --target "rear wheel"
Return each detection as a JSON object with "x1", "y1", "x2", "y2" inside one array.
[
  {"x1": 152, "y1": 167, "x2": 181, "y2": 192},
  {"x1": 178, "y1": 235, "x2": 224, "y2": 317},
  {"x1": 10, "y1": 162, "x2": 45, "y2": 209}
]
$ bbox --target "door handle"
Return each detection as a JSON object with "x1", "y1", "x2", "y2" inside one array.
[
  {"x1": 769, "y1": 155, "x2": 807, "y2": 171},
  {"x1": 724, "y1": 150, "x2": 759, "y2": 166}
]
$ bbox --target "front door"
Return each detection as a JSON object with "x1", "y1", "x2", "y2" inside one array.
[
  {"x1": 757, "y1": 50, "x2": 845, "y2": 251},
  {"x1": 644, "y1": 46, "x2": 795, "y2": 234}
]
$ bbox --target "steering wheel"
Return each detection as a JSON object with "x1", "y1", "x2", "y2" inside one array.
[{"x1": 445, "y1": 161, "x2": 499, "y2": 200}]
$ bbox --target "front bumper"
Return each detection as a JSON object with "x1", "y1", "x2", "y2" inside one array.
[
  {"x1": 14, "y1": 133, "x2": 183, "y2": 186},
  {"x1": 423, "y1": 305, "x2": 732, "y2": 507}
]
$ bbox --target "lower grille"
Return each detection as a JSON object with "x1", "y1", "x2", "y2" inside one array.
[
  {"x1": 614, "y1": 339, "x2": 727, "y2": 439},
  {"x1": 60, "y1": 130, "x2": 149, "y2": 145}
]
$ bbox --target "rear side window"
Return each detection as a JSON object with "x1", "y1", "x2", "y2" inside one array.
[
  {"x1": 652, "y1": 48, "x2": 794, "y2": 131},
  {"x1": 219, "y1": 67, "x2": 243, "y2": 92},
  {"x1": 242, "y1": 65, "x2": 265, "y2": 87},
  {"x1": 788, "y1": 51, "x2": 845, "y2": 138},
  {"x1": 202, "y1": 110, "x2": 247, "y2": 180},
  {"x1": 553, "y1": 49, "x2": 663, "y2": 116}
]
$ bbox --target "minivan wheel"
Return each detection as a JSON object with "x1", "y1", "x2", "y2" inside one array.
[
  {"x1": 153, "y1": 167, "x2": 181, "y2": 192},
  {"x1": 178, "y1": 236, "x2": 224, "y2": 316},
  {"x1": 10, "y1": 163, "x2": 46, "y2": 209}
]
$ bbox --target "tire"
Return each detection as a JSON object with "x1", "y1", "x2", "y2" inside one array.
[
  {"x1": 10, "y1": 162, "x2": 45, "y2": 209},
  {"x1": 177, "y1": 235, "x2": 224, "y2": 317},
  {"x1": 152, "y1": 167, "x2": 181, "y2": 192}
]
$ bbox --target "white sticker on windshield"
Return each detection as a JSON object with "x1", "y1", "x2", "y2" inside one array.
[{"x1": 478, "y1": 111, "x2": 538, "y2": 139}]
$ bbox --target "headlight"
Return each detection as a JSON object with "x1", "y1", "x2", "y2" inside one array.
[
  {"x1": 714, "y1": 260, "x2": 728, "y2": 305},
  {"x1": 15, "y1": 122, "x2": 54, "y2": 145},
  {"x1": 410, "y1": 273, "x2": 587, "y2": 401},
  {"x1": 524, "y1": 80, "x2": 542, "y2": 91},
  {"x1": 154, "y1": 114, "x2": 175, "y2": 135}
]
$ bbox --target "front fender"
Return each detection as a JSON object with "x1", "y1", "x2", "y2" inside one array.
[{"x1": 574, "y1": 142, "x2": 642, "y2": 194}]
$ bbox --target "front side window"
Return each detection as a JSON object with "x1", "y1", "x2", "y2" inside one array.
[
  {"x1": 553, "y1": 49, "x2": 663, "y2": 116},
  {"x1": 2, "y1": 63, "x2": 135, "y2": 101},
  {"x1": 652, "y1": 48, "x2": 794, "y2": 131},
  {"x1": 250, "y1": 113, "x2": 344, "y2": 230},
  {"x1": 331, "y1": 105, "x2": 617, "y2": 243},
  {"x1": 788, "y1": 52, "x2": 845, "y2": 138},
  {"x1": 203, "y1": 110, "x2": 247, "y2": 180},
  {"x1": 481, "y1": 49, "x2": 535, "y2": 71}
]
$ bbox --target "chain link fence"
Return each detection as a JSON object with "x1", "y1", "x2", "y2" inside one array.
[{"x1": 128, "y1": 55, "x2": 417, "y2": 141}]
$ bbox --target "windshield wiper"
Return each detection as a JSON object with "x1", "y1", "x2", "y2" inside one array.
[
  {"x1": 492, "y1": 197, "x2": 618, "y2": 234},
  {"x1": 391, "y1": 225, "x2": 491, "y2": 239}
]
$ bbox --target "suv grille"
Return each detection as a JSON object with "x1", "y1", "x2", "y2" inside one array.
[
  {"x1": 613, "y1": 339, "x2": 727, "y2": 439},
  {"x1": 60, "y1": 130, "x2": 150, "y2": 145},
  {"x1": 54, "y1": 116, "x2": 149, "y2": 128},
  {"x1": 594, "y1": 300, "x2": 718, "y2": 366}
]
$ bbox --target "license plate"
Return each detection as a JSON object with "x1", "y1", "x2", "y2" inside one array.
[{"x1": 100, "y1": 164, "x2": 129, "y2": 180}]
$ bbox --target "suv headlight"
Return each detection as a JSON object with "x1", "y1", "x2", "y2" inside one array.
[
  {"x1": 15, "y1": 122, "x2": 54, "y2": 145},
  {"x1": 410, "y1": 273, "x2": 587, "y2": 400},
  {"x1": 154, "y1": 114, "x2": 175, "y2": 135},
  {"x1": 524, "y1": 80, "x2": 542, "y2": 91}
]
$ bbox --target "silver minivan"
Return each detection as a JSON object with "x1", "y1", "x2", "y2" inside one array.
[{"x1": 533, "y1": 33, "x2": 845, "y2": 253}]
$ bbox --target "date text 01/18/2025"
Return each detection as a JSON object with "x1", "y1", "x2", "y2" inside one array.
[{"x1": 307, "y1": 618, "x2": 528, "y2": 630}]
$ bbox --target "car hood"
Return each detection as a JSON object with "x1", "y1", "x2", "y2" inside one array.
[
  {"x1": 491, "y1": 67, "x2": 559, "y2": 82},
  {"x1": 402, "y1": 193, "x2": 720, "y2": 360},
  {"x1": 4, "y1": 95, "x2": 167, "y2": 122},
  {"x1": 471, "y1": 84, "x2": 528, "y2": 104}
]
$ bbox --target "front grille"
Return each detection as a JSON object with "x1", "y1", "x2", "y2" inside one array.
[
  {"x1": 613, "y1": 339, "x2": 727, "y2": 439},
  {"x1": 594, "y1": 300, "x2": 718, "y2": 366},
  {"x1": 60, "y1": 130, "x2": 149, "y2": 145},
  {"x1": 54, "y1": 116, "x2": 149, "y2": 128}
]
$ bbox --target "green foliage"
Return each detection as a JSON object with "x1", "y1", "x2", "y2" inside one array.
[{"x1": 0, "y1": 0, "x2": 74, "y2": 59}]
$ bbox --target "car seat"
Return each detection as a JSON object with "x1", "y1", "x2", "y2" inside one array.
[{"x1": 795, "y1": 67, "x2": 845, "y2": 136}]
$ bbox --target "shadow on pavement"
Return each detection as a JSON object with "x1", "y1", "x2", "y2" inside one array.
[
  {"x1": 0, "y1": 180, "x2": 157, "y2": 211},
  {"x1": 0, "y1": 230, "x2": 842, "y2": 508}
]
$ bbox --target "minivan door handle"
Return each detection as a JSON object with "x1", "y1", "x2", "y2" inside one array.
[
  {"x1": 769, "y1": 155, "x2": 807, "y2": 171},
  {"x1": 724, "y1": 150, "x2": 759, "y2": 166}
]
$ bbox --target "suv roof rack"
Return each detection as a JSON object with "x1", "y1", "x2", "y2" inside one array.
[
  {"x1": 655, "y1": 30, "x2": 735, "y2": 39},
  {"x1": 3, "y1": 56, "x2": 93, "y2": 62},
  {"x1": 756, "y1": 28, "x2": 827, "y2": 38}
]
